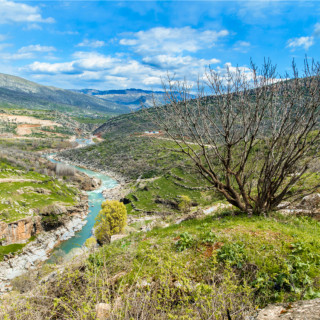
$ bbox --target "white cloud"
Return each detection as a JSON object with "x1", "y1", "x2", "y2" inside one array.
[
  {"x1": 143, "y1": 54, "x2": 220, "y2": 70},
  {"x1": 0, "y1": 52, "x2": 34, "y2": 60},
  {"x1": 233, "y1": 41, "x2": 251, "y2": 52},
  {"x1": 314, "y1": 23, "x2": 320, "y2": 37},
  {"x1": 0, "y1": 43, "x2": 11, "y2": 51},
  {"x1": 27, "y1": 61, "x2": 75, "y2": 74},
  {"x1": 0, "y1": 44, "x2": 56, "y2": 61},
  {"x1": 55, "y1": 30, "x2": 79, "y2": 36},
  {"x1": 23, "y1": 48, "x2": 227, "y2": 89},
  {"x1": 77, "y1": 39, "x2": 105, "y2": 48},
  {"x1": 72, "y1": 52, "x2": 120, "y2": 70},
  {"x1": 120, "y1": 27, "x2": 229, "y2": 54},
  {"x1": 287, "y1": 36, "x2": 314, "y2": 50},
  {"x1": 24, "y1": 23, "x2": 43, "y2": 31},
  {"x1": 18, "y1": 44, "x2": 56, "y2": 53},
  {"x1": 26, "y1": 52, "x2": 120, "y2": 74},
  {"x1": 215, "y1": 62, "x2": 254, "y2": 82},
  {"x1": 0, "y1": 0, "x2": 54, "y2": 24}
]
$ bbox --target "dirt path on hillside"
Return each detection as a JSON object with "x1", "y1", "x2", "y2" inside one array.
[
  {"x1": 0, "y1": 114, "x2": 62, "y2": 127},
  {"x1": 0, "y1": 178, "x2": 41, "y2": 183}
]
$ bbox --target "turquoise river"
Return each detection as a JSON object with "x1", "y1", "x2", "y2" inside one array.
[{"x1": 47, "y1": 156, "x2": 118, "y2": 260}]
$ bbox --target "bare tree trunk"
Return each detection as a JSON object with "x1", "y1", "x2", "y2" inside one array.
[{"x1": 147, "y1": 59, "x2": 320, "y2": 215}]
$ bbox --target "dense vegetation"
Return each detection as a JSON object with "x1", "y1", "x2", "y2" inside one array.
[
  {"x1": 4, "y1": 211, "x2": 320, "y2": 319},
  {"x1": 2, "y1": 65, "x2": 320, "y2": 318},
  {"x1": 61, "y1": 136, "x2": 179, "y2": 179}
]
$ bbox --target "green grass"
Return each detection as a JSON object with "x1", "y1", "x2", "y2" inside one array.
[
  {"x1": 9, "y1": 211, "x2": 320, "y2": 319},
  {"x1": 126, "y1": 167, "x2": 223, "y2": 213},
  {"x1": 0, "y1": 138, "x2": 73, "y2": 151},
  {"x1": 0, "y1": 159, "x2": 78, "y2": 223},
  {"x1": 125, "y1": 169, "x2": 223, "y2": 214},
  {"x1": 61, "y1": 136, "x2": 198, "y2": 180},
  {"x1": 72, "y1": 116, "x2": 112, "y2": 124},
  {"x1": 0, "y1": 243, "x2": 26, "y2": 261},
  {"x1": 96, "y1": 211, "x2": 320, "y2": 306}
]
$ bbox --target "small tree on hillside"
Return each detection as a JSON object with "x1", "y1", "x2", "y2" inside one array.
[
  {"x1": 94, "y1": 200, "x2": 127, "y2": 244},
  {"x1": 149, "y1": 59, "x2": 320, "y2": 215}
]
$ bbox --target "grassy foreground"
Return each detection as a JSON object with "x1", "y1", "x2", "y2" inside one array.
[{"x1": 3, "y1": 211, "x2": 320, "y2": 319}]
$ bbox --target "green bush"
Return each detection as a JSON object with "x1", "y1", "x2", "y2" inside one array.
[
  {"x1": 84, "y1": 237, "x2": 97, "y2": 249},
  {"x1": 175, "y1": 232, "x2": 194, "y2": 252},
  {"x1": 94, "y1": 200, "x2": 127, "y2": 244},
  {"x1": 178, "y1": 195, "x2": 192, "y2": 213}
]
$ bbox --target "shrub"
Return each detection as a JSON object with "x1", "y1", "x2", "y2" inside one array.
[
  {"x1": 178, "y1": 195, "x2": 192, "y2": 213},
  {"x1": 175, "y1": 232, "x2": 194, "y2": 251},
  {"x1": 94, "y1": 200, "x2": 127, "y2": 244},
  {"x1": 55, "y1": 163, "x2": 75, "y2": 177},
  {"x1": 84, "y1": 237, "x2": 97, "y2": 249}
]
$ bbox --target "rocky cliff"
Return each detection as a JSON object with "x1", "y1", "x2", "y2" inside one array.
[
  {"x1": 0, "y1": 216, "x2": 42, "y2": 245},
  {"x1": 0, "y1": 193, "x2": 89, "y2": 246},
  {"x1": 0, "y1": 192, "x2": 89, "y2": 292}
]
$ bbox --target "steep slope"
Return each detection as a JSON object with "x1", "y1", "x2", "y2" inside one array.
[
  {"x1": 93, "y1": 108, "x2": 159, "y2": 138},
  {"x1": 0, "y1": 73, "x2": 129, "y2": 114}
]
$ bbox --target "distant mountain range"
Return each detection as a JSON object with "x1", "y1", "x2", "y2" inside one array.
[
  {"x1": 0, "y1": 73, "x2": 129, "y2": 115},
  {"x1": 72, "y1": 88, "x2": 167, "y2": 110},
  {"x1": 0, "y1": 73, "x2": 168, "y2": 115}
]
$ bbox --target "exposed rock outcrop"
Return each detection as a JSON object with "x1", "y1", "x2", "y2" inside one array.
[
  {"x1": 0, "y1": 193, "x2": 88, "y2": 245},
  {"x1": 256, "y1": 298, "x2": 320, "y2": 319},
  {"x1": 0, "y1": 216, "x2": 42, "y2": 245},
  {"x1": 0, "y1": 192, "x2": 89, "y2": 292}
]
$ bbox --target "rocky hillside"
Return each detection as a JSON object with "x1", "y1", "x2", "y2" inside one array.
[{"x1": 0, "y1": 73, "x2": 129, "y2": 115}]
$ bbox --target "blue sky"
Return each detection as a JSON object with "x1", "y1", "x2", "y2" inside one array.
[{"x1": 0, "y1": 0, "x2": 319, "y2": 90}]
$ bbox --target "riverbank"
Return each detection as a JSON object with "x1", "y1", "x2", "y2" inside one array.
[
  {"x1": 52, "y1": 154, "x2": 128, "y2": 184},
  {"x1": 0, "y1": 192, "x2": 89, "y2": 292},
  {"x1": 44, "y1": 155, "x2": 119, "y2": 258},
  {"x1": 0, "y1": 149, "x2": 121, "y2": 293}
]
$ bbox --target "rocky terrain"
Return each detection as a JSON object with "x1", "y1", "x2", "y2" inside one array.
[
  {"x1": 256, "y1": 298, "x2": 320, "y2": 319},
  {"x1": 0, "y1": 192, "x2": 89, "y2": 292},
  {"x1": 0, "y1": 152, "x2": 102, "y2": 293}
]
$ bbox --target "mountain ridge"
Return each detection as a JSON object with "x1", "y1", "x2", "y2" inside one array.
[
  {"x1": 73, "y1": 88, "x2": 167, "y2": 109},
  {"x1": 0, "y1": 73, "x2": 129, "y2": 114}
]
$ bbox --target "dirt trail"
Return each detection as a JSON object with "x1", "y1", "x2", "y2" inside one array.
[
  {"x1": 0, "y1": 178, "x2": 41, "y2": 183},
  {"x1": 0, "y1": 114, "x2": 61, "y2": 126}
]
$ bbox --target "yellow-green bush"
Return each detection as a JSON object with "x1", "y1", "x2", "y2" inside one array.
[
  {"x1": 94, "y1": 200, "x2": 127, "y2": 244},
  {"x1": 178, "y1": 195, "x2": 192, "y2": 213},
  {"x1": 84, "y1": 237, "x2": 97, "y2": 249}
]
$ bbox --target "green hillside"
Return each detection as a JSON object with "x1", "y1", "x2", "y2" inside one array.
[{"x1": 0, "y1": 73, "x2": 129, "y2": 115}]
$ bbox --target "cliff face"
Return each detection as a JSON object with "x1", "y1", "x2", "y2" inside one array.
[
  {"x1": 0, "y1": 217, "x2": 42, "y2": 245},
  {"x1": 0, "y1": 193, "x2": 88, "y2": 246},
  {"x1": 0, "y1": 192, "x2": 89, "y2": 291}
]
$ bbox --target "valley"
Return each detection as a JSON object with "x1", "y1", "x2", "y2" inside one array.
[{"x1": 1, "y1": 68, "x2": 320, "y2": 320}]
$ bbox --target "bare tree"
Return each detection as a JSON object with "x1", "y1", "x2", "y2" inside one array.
[
  {"x1": 56, "y1": 163, "x2": 75, "y2": 177},
  {"x1": 149, "y1": 59, "x2": 320, "y2": 215}
]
